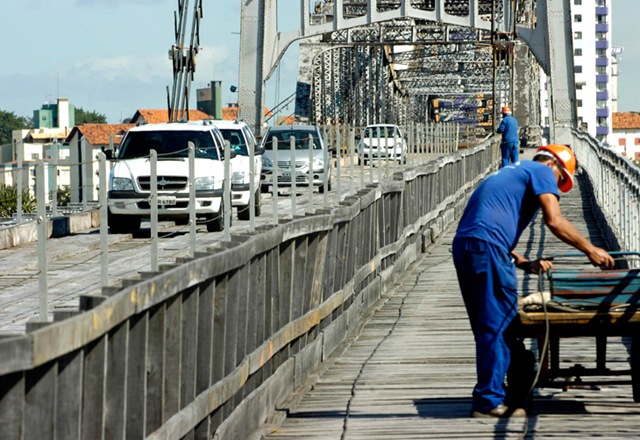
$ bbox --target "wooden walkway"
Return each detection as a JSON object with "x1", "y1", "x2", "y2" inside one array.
[{"x1": 262, "y1": 165, "x2": 640, "y2": 439}]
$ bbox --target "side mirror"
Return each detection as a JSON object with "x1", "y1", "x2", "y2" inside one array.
[
  {"x1": 255, "y1": 145, "x2": 265, "y2": 155},
  {"x1": 226, "y1": 149, "x2": 238, "y2": 159}
]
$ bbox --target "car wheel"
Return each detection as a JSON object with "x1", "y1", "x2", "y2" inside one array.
[{"x1": 108, "y1": 209, "x2": 141, "y2": 234}]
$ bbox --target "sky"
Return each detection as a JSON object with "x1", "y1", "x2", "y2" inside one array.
[
  {"x1": 0, "y1": 0, "x2": 301, "y2": 124},
  {"x1": 0, "y1": 0, "x2": 638, "y2": 124}
]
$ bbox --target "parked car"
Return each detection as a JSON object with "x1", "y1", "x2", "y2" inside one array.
[
  {"x1": 210, "y1": 120, "x2": 264, "y2": 220},
  {"x1": 260, "y1": 125, "x2": 332, "y2": 193},
  {"x1": 107, "y1": 120, "x2": 234, "y2": 233},
  {"x1": 357, "y1": 124, "x2": 407, "y2": 165}
]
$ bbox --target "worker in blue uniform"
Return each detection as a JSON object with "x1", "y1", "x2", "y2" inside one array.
[
  {"x1": 452, "y1": 144, "x2": 614, "y2": 418},
  {"x1": 496, "y1": 106, "x2": 519, "y2": 167}
]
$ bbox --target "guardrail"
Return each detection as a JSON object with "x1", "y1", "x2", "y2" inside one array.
[
  {"x1": 0, "y1": 138, "x2": 497, "y2": 440},
  {"x1": 571, "y1": 129, "x2": 640, "y2": 257}
]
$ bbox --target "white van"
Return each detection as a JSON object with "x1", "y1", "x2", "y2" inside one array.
[
  {"x1": 210, "y1": 120, "x2": 264, "y2": 220},
  {"x1": 107, "y1": 121, "x2": 233, "y2": 233}
]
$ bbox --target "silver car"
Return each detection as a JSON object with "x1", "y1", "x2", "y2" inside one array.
[{"x1": 260, "y1": 125, "x2": 332, "y2": 193}]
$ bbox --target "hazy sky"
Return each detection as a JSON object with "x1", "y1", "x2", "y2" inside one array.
[{"x1": 0, "y1": 1, "x2": 637, "y2": 123}]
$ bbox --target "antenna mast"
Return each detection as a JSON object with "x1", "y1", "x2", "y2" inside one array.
[{"x1": 167, "y1": 0, "x2": 203, "y2": 122}]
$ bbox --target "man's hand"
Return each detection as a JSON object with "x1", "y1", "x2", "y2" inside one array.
[
  {"x1": 586, "y1": 246, "x2": 615, "y2": 269},
  {"x1": 526, "y1": 259, "x2": 554, "y2": 274}
]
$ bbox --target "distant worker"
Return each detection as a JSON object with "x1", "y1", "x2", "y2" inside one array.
[
  {"x1": 452, "y1": 144, "x2": 614, "y2": 418},
  {"x1": 496, "y1": 106, "x2": 519, "y2": 167}
]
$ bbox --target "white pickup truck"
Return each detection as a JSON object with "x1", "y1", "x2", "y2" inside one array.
[{"x1": 107, "y1": 121, "x2": 233, "y2": 233}]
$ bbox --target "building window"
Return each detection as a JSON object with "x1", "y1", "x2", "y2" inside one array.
[
  {"x1": 597, "y1": 65, "x2": 607, "y2": 74},
  {"x1": 574, "y1": 0, "x2": 582, "y2": 4},
  {"x1": 596, "y1": 31, "x2": 607, "y2": 41},
  {"x1": 577, "y1": 99, "x2": 583, "y2": 107},
  {"x1": 596, "y1": 0, "x2": 606, "y2": 6},
  {"x1": 575, "y1": 65, "x2": 583, "y2": 73},
  {"x1": 596, "y1": 82, "x2": 607, "y2": 92},
  {"x1": 596, "y1": 99, "x2": 607, "y2": 108},
  {"x1": 575, "y1": 48, "x2": 583, "y2": 56},
  {"x1": 597, "y1": 48, "x2": 606, "y2": 57},
  {"x1": 31, "y1": 154, "x2": 39, "y2": 160},
  {"x1": 619, "y1": 138, "x2": 627, "y2": 146},
  {"x1": 635, "y1": 138, "x2": 640, "y2": 145},
  {"x1": 597, "y1": 14, "x2": 607, "y2": 24},
  {"x1": 574, "y1": 14, "x2": 582, "y2": 22},
  {"x1": 545, "y1": 117, "x2": 549, "y2": 126},
  {"x1": 597, "y1": 117, "x2": 608, "y2": 126},
  {"x1": 574, "y1": 31, "x2": 582, "y2": 40}
]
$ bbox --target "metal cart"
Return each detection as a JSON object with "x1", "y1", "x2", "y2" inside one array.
[{"x1": 515, "y1": 252, "x2": 640, "y2": 403}]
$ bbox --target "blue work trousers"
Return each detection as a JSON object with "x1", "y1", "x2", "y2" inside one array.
[
  {"x1": 500, "y1": 142, "x2": 519, "y2": 168},
  {"x1": 452, "y1": 237, "x2": 519, "y2": 411}
]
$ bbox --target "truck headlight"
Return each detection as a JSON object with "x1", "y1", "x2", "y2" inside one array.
[
  {"x1": 262, "y1": 157, "x2": 272, "y2": 167},
  {"x1": 312, "y1": 158, "x2": 324, "y2": 171},
  {"x1": 111, "y1": 177, "x2": 134, "y2": 191},
  {"x1": 195, "y1": 176, "x2": 216, "y2": 190},
  {"x1": 232, "y1": 171, "x2": 246, "y2": 184}
]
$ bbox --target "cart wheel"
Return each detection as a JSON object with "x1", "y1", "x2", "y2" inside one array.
[
  {"x1": 507, "y1": 340, "x2": 536, "y2": 411},
  {"x1": 632, "y1": 337, "x2": 640, "y2": 403}
]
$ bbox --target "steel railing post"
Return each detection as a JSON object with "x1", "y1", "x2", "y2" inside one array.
[
  {"x1": 150, "y1": 150, "x2": 158, "y2": 272},
  {"x1": 36, "y1": 160, "x2": 47, "y2": 321}
]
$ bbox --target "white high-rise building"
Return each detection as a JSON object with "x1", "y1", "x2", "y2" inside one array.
[{"x1": 540, "y1": 0, "x2": 613, "y2": 145}]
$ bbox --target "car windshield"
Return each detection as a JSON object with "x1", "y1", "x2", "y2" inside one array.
[
  {"x1": 363, "y1": 126, "x2": 395, "y2": 139},
  {"x1": 262, "y1": 129, "x2": 322, "y2": 150},
  {"x1": 118, "y1": 131, "x2": 220, "y2": 160},
  {"x1": 219, "y1": 128, "x2": 249, "y2": 156}
]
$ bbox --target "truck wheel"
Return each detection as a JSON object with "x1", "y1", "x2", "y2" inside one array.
[
  {"x1": 238, "y1": 204, "x2": 250, "y2": 221},
  {"x1": 254, "y1": 189, "x2": 261, "y2": 216},
  {"x1": 206, "y1": 201, "x2": 225, "y2": 232},
  {"x1": 108, "y1": 210, "x2": 141, "y2": 234}
]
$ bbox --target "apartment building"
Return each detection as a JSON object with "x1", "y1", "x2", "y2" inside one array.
[{"x1": 540, "y1": 0, "x2": 613, "y2": 145}]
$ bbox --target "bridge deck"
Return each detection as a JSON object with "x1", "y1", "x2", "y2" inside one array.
[{"x1": 262, "y1": 166, "x2": 640, "y2": 438}]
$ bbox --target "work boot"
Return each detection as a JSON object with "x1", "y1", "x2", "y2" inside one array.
[{"x1": 471, "y1": 404, "x2": 526, "y2": 418}]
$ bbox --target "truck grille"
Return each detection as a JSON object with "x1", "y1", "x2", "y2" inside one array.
[{"x1": 138, "y1": 175, "x2": 188, "y2": 191}]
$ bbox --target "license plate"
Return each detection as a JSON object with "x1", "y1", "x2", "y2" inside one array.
[{"x1": 157, "y1": 196, "x2": 177, "y2": 206}]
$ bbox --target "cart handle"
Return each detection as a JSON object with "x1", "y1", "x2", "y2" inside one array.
[{"x1": 547, "y1": 251, "x2": 640, "y2": 259}]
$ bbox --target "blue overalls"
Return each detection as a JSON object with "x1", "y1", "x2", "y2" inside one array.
[
  {"x1": 497, "y1": 114, "x2": 519, "y2": 168},
  {"x1": 452, "y1": 161, "x2": 559, "y2": 411}
]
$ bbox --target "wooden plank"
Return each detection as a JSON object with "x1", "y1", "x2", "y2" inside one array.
[
  {"x1": 145, "y1": 305, "x2": 165, "y2": 435},
  {"x1": 81, "y1": 337, "x2": 106, "y2": 440},
  {"x1": 104, "y1": 322, "x2": 128, "y2": 439},
  {"x1": 125, "y1": 314, "x2": 147, "y2": 440}
]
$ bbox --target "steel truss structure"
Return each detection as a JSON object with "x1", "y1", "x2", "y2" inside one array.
[{"x1": 299, "y1": 16, "x2": 512, "y2": 132}]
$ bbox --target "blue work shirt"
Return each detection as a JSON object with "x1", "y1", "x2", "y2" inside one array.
[
  {"x1": 497, "y1": 114, "x2": 519, "y2": 144},
  {"x1": 455, "y1": 161, "x2": 560, "y2": 253}
]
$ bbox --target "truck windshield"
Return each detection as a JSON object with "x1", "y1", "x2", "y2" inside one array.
[{"x1": 118, "y1": 131, "x2": 220, "y2": 160}]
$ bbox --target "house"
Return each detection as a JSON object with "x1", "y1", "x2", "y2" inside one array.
[
  {"x1": 611, "y1": 112, "x2": 640, "y2": 161},
  {"x1": 129, "y1": 109, "x2": 212, "y2": 125},
  {"x1": 64, "y1": 124, "x2": 135, "y2": 203}
]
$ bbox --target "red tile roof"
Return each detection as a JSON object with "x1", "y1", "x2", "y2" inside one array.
[
  {"x1": 612, "y1": 112, "x2": 640, "y2": 130},
  {"x1": 65, "y1": 124, "x2": 135, "y2": 145},
  {"x1": 221, "y1": 106, "x2": 273, "y2": 121},
  {"x1": 132, "y1": 109, "x2": 212, "y2": 124}
]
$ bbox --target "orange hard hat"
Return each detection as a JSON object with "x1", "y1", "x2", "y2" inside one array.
[
  {"x1": 501, "y1": 106, "x2": 511, "y2": 114},
  {"x1": 536, "y1": 144, "x2": 576, "y2": 192}
]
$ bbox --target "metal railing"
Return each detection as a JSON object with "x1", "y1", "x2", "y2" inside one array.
[{"x1": 571, "y1": 129, "x2": 640, "y2": 258}]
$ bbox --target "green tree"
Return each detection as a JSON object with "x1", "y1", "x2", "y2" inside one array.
[
  {"x1": 0, "y1": 110, "x2": 32, "y2": 145},
  {"x1": 75, "y1": 107, "x2": 107, "y2": 124}
]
